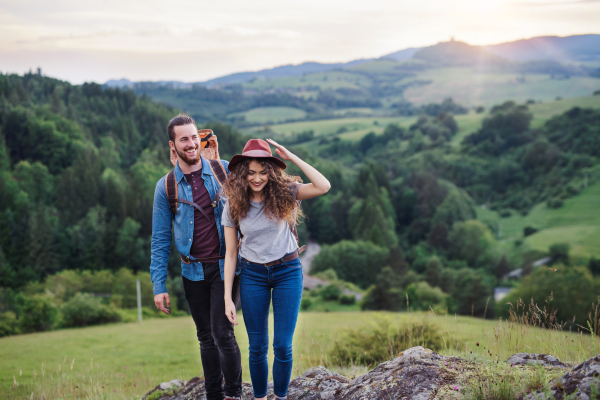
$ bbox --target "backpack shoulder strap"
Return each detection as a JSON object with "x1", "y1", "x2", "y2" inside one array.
[
  {"x1": 208, "y1": 159, "x2": 229, "y2": 207},
  {"x1": 165, "y1": 170, "x2": 178, "y2": 214},
  {"x1": 208, "y1": 159, "x2": 228, "y2": 187}
]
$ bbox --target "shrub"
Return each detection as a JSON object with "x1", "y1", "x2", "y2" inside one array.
[
  {"x1": 0, "y1": 311, "x2": 19, "y2": 337},
  {"x1": 328, "y1": 317, "x2": 444, "y2": 366},
  {"x1": 311, "y1": 240, "x2": 390, "y2": 289},
  {"x1": 405, "y1": 281, "x2": 447, "y2": 312},
  {"x1": 497, "y1": 265, "x2": 600, "y2": 326},
  {"x1": 339, "y1": 295, "x2": 356, "y2": 305},
  {"x1": 549, "y1": 243, "x2": 570, "y2": 265},
  {"x1": 546, "y1": 197, "x2": 563, "y2": 209},
  {"x1": 61, "y1": 293, "x2": 121, "y2": 327},
  {"x1": 320, "y1": 284, "x2": 342, "y2": 301},
  {"x1": 361, "y1": 267, "x2": 404, "y2": 311},
  {"x1": 589, "y1": 258, "x2": 600, "y2": 276},
  {"x1": 300, "y1": 298, "x2": 312, "y2": 311},
  {"x1": 19, "y1": 295, "x2": 58, "y2": 333},
  {"x1": 499, "y1": 210, "x2": 511, "y2": 218},
  {"x1": 523, "y1": 226, "x2": 538, "y2": 237}
]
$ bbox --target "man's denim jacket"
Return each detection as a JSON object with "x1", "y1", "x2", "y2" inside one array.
[{"x1": 150, "y1": 157, "x2": 241, "y2": 295}]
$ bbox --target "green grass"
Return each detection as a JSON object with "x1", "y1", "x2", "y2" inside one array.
[
  {"x1": 241, "y1": 95, "x2": 599, "y2": 147},
  {"x1": 402, "y1": 67, "x2": 600, "y2": 107},
  {"x1": 242, "y1": 116, "x2": 418, "y2": 141},
  {"x1": 3, "y1": 310, "x2": 599, "y2": 399},
  {"x1": 477, "y1": 179, "x2": 600, "y2": 259},
  {"x1": 229, "y1": 106, "x2": 307, "y2": 124},
  {"x1": 528, "y1": 95, "x2": 600, "y2": 128}
]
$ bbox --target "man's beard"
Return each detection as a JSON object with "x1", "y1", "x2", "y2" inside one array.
[{"x1": 175, "y1": 145, "x2": 200, "y2": 166}]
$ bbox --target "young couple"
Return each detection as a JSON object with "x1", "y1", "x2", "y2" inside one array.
[{"x1": 150, "y1": 114, "x2": 330, "y2": 400}]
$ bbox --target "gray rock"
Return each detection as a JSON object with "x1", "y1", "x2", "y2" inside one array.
[
  {"x1": 159, "y1": 379, "x2": 187, "y2": 390},
  {"x1": 286, "y1": 346, "x2": 463, "y2": 400},
  {"x1": 508, "y1": 353, "x2": 567, "y2": 368},
  {"x1": 526, "y1": 355, "x2": 600, "y2": 399},
  {"x1": 143, "y1": 377, "x2": 273, "y2": 400},
  {"x1": 287, "y1": 366, "x2": 351, "y2": 399}
]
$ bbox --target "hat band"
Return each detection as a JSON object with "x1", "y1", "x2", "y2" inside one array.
[{"x1": 240, "y1": 149, "x2": 274, "y2": 158}]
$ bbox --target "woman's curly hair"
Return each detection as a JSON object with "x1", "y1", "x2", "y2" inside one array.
[{"x1": 223, "y1": 158, "x2": 303, "y2": 227}]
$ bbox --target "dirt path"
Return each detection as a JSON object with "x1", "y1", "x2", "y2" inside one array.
[{"x1": 300, "y1": 240, "x2": 321, "y2": 274}]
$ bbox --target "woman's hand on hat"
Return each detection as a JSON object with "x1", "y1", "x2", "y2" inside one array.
[{"x1": 266, "y1": 138, "x2": 295, "y2": 161}]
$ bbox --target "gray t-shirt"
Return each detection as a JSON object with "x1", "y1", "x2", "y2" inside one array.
[{"x1": 222, "y1": 184, "x2": 300, "y2": 264}]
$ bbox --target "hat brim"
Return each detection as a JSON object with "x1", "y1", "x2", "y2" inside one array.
[{"x1": 229, "y1": 150, "x2": 287, "y2": 171}]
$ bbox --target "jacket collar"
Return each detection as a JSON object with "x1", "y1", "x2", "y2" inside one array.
[{"x1": 174, "y1": 156, "x2": 213, "y2": 183}]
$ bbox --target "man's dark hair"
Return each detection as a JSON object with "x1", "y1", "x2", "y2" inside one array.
[{"x1": 167, "y1": 114, "x2": 196, "y2": 142}]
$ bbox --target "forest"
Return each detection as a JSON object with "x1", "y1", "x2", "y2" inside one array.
[{"x1": 1, "y1": 71, "x2": 599, "y2": 337}]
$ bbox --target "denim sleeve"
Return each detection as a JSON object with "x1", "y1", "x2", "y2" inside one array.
[{"x1": 150, "y1": 176, "x2": 172, "y2": 295}]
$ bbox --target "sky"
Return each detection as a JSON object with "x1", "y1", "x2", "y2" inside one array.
[{"x1": 1, "y1": 0, "x2": 599, "y2": 84}]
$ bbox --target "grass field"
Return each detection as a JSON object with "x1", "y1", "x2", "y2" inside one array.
[
  {"x1": 229, "y1": 106, "x2": 307, "y2": 124},
  {"x1": 402, "y1": 67, "x2": 600, "y2": 107},
  {"x1": 242, "y1": 95, "x2": 600, "y2": 146},
  {"x1": 2, "y1": 310, "x2": 599, "y2": 399},
  {"x1": 477, "y1": 178, "x2": 600, "y2": 259}
]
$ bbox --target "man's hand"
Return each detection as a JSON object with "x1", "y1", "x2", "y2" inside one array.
[
  {"x1": 225, "y1": 299, "x2": 238, "y2": 325},
  {"x1": 154, "y1": 293, "x2": 170, "y2": 314}
]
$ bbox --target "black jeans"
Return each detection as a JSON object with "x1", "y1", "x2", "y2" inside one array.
[{"x1": 183, "y1": 262, "x2": 242, "y2": 400}]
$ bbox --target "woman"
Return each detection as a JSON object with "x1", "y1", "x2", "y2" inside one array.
[{"x1": 222, "y1": 138, "x2": 330, "y2": 400}]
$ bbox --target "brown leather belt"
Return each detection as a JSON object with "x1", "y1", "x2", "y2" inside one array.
[{"x1": 243, "y1": 250, "x2": 300, "y2": 267}]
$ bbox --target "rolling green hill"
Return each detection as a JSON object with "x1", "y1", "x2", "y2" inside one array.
[
  {"x1": 228, "y1": 106, "x2": 307, "y2": 124},
  {"x1": 402, "y1": 67, "x2": 600, "y2": 107},
  {"x1": 478, "y1": 176, "x2": 600, "y2": 259},
  {"x1": 130, "y1": 40, "x2": 600, "y2": 125}
]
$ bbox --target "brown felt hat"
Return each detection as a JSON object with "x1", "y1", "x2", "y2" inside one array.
[{"x1": 229, "y1": 139, "x2": 287, "y2": 171}]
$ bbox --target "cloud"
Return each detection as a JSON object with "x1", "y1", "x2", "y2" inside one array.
[{"x1": 1, "y1": 0, "x2": 599, "y2": 82}]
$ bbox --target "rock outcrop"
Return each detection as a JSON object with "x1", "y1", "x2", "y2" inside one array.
[
  {"x1": 526, "y1": 355, "x2": 600, "y2": 400},
  {"x1": 507, "y1": 353, "x2": 568, "y2": 368},
  {"x1": 144, "y1": 347, "x2": 600, "y2": 400}
]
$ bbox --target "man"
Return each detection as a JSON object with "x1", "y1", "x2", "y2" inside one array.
[{"x1": 150, "y1": 114, "x2": 242, "y2": 400}]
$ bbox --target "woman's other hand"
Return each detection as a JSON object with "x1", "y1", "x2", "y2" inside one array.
[{"x1": 225, "y1": 299, "x2": 238, "y2": 325}]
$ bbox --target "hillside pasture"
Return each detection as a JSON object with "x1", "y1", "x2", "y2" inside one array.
[
  {"x1": 528, "y1": 95, "x2": 600, "y2": 127},
  {"x1": 243, "y1": 95, "x2": 600, "y2": 147},
  {"x1": 229, "y1": 106, "x2": 307, "y2": 124},
  {"x1": 477, "y1": 179, "x2": 600, "y2": 259},
  {"x1": 2, "y1": 311, "x2": 599, "y2": 399},
  {"x1": 402, "y1": 67, "x2": 600, "y2": 107},
  {"x1": 242, "y1": 116, "x2": 418, "y2": 140}
]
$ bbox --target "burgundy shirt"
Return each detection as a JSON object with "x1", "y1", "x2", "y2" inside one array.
[{"x1": 183, "y1": 169, "x2": 221, "y2": 262}]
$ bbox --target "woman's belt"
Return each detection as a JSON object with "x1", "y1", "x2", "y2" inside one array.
[{"x1": 242, "y1": 250, "x2": 299, "y2": 267}]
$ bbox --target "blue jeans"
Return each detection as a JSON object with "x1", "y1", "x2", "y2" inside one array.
[{"x1": 240, "y1": 254, "x2": 303, "y2": 398}]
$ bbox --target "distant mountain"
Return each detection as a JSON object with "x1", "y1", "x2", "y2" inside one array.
[
  {"x1": 484, "y1": 34, "x2": 600, "y2": 63},
  {"x1": 202, "y1": 59, "x2": 373, "y2": 86},
  {"x1": 413, "y1": 40, "x2": 505, "y2": 66},
  {"x1": 104, "y1": 78, "x2": 133, "y2": 88},
  {"x1": 104, "y1": 34, "x2": 599, "y2": 88},
  {"x1": 380, "y1": 47, "x2": 422, "y2": 61}
]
